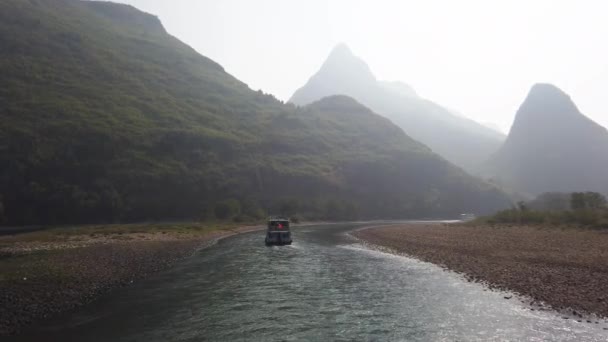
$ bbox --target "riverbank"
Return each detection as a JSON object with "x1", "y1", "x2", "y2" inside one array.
[
  {"x1": 0, "y1": 222, "x2": 263, "y2": 336},
  {"x1": 353, "y1": 223, "x2": 608, "y2": 321}
]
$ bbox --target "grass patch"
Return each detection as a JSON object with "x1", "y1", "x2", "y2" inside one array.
[
  {"x1": 0, "y1": 220, "x2": 263, "y2": 284},
  {"x1": 472, "y1": 208, "x2": 608, "y2": 229},
  {"x1": 0, "y1": 249, "x2": 70, "y2": 283},
  {"x1": 3, "y1": 221, "x2": 261, "y2": 243}
]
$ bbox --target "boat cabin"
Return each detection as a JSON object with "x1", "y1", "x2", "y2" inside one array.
[{"x1": 265, "y1": 216, "x2": 292, "y2": 246}]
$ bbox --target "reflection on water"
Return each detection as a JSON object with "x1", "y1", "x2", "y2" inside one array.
[{"x1": 15, "y1": 223, "x2": 608, "y2": 341}]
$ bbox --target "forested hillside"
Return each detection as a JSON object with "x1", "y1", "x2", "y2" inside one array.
[{"x1": 0, "y1": 0, "x2": 510, "y2": 225}]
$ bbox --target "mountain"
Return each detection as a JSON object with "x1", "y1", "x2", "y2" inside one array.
[
  {"x1": 485, "y1": 84, "x2": 608, "y2": 196},
  {"x1": 290, "y1": 44, "x2": 506, "y2": 173},
  {"x1": 0, "y1": 0, "x2": 510, "y2": 225}
]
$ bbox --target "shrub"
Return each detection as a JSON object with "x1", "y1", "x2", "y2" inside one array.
[
  {"x1": 241, "y1": 199, "x2": 265, "y2": 220},
  {"x1": 214, "y1": 199, "x2": 241, "y2": 220},
  {"x1": 571, "y1": 192, "x2": 607, "y2": 210},
  {"x1": 0, "y1": 196, "x2": 5, "y2": 224},
  {"x1": 232, "y1": 214, "x2": 245, "y2": 223},
  {"x1": 480, "y1": 207, "x2": 608, "y2": 228}
]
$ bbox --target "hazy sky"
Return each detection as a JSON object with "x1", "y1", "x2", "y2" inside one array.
[{"x1": 115, "y1": 0, "x2": 608, "y2": 133}]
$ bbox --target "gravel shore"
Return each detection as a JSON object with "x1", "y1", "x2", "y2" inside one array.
[
  {"x1": 353, "y1": 223, "x2": 608, "y2": 320},
  {"x1": 0, "y1": 225, "x2": 261, "y2": 336}
]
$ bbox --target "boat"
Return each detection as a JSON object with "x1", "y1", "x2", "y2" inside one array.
[
  {"x1": 459, "y1": 213, "x2": 477, "y2": 221},
  {"x1": 265, "y1": 216, "x2": 292, "y2": 246}
]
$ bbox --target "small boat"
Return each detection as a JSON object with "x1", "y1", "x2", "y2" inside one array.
[
  {"x1": 459, "y1": 213, "x2": 477, "y2": 221},
  {"x1": 265, "y1": 216, "x2": 292, "y2": 246}
]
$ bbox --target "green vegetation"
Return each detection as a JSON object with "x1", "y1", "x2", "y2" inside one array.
[
  {"x1": 214, "y1": 200, "x2": 242, "y2": 220},
  {"x1": 527, "y1": 192, "x2": 570, "y2": 211},
  {"x1": 0, "y1": 221, "x2": 255, "y2": 285},
  {"x1": 0, "y1": 222, "x2": 250, "y2": 245},
  {"x1": 0, "y1": 249, "x2": 68, "y2": 282},
  {"x1": 0, "y1": 0, "x2": 510, "y2": 226},
  {"x1": 476, "y1": 192, "x2": 608, "y2": 228},
  {"x1": 570, "y1": 192, "x2": 607, "y2": 210}
]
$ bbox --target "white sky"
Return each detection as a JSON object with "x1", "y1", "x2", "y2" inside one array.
[{"x1": 114, "y1": 0, "x2": 608, "y2": 133}]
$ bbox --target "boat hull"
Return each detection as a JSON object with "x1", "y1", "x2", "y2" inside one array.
[{"x1": 265, "y1": 232, "x2": 292, "y2": 246}]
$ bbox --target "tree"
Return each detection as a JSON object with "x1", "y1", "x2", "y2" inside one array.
[
  {"x1": 279, "y1": 198, "x2": 300, "y2": 217},
  {"x1": 570, "y1": 192, "x2": 607, "y2": 210},
  {"x1": 584, "y1": 192, "x2": 607, "y2": 209},
  {"x1": 240, "y1": 198, "x2": 265, "y2": 219},
  {"x1": 0, "y1": 195, "x2": 5, "y2": 224},
  {"x1": 528, "y1": 192, "x2": 570, "y2": 211},
  {"x1": 214, "y1": 199, "x2": 241, "y2": 220},
  {"x1": 571, "y1": 192, "x2": 587, "y2": 210},
  {"x1": 517, "y1": 201, "x2": 528, "y2": 212}
]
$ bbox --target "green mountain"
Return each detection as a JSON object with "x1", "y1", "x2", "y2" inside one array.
[
  {"x1": 290, "y1": 44, "x2": 506, "y2": 173},
  {"x1": 0, "y1": 0, "x2": 510, "y2": 225},
  {"x1": 485, "y1": 84, "x2": 608, "y2": 196}
]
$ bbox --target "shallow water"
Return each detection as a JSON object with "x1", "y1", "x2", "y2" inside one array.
[{"x1": 15, "y1": 223, "x2": 608, "y2": 341}]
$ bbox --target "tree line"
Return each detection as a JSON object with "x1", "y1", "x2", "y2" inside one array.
[{"x1": 481, "y1": 191, "x2": 608, "y2": 227}]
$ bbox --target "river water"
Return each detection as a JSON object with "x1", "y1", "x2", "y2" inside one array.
[{"x1": 16, "y1": 223, "x2": 608, "y2": 341}]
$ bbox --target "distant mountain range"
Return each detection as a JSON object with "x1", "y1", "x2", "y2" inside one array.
[
  {"x1": 0, "y1": 0, "x2": 510, "y2": 225},
  {"x1": 485, "y1": 84, "x2": 608, "y2": 196},
  {"x1": 290, "y1": 44, "x2": 506, "y2": 173}
]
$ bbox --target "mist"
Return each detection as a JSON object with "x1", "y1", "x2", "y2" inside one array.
[
  {"x1": 113, "y1": 0, "x2": 608, "y2": 134},
  {"x1": 3, "y1": 1, "x2": 608, "y2": 338}
]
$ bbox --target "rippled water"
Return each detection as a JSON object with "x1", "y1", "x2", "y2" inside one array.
[{"x1": 15, "y1": 223, "x2": 608, "y2": 341}]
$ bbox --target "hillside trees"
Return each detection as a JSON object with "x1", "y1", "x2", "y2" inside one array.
[
  {"x1": 0, "y1": 0, "x2": 511, "y2": 225},
  {"x1": 571, "y1": 192, "x2": 607, "y2": 210}
]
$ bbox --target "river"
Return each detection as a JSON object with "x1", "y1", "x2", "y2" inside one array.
[{"x1": 15, "y1": 223, "x2": 608, "y2": 341}]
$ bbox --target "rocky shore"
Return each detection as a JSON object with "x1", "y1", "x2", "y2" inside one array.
[
  {"x1": 353, "y1": 223, "x2": 608, "y2": 321},
  {"x1": 0, "y1": 225, "x2": 262, "y2": 336}
]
